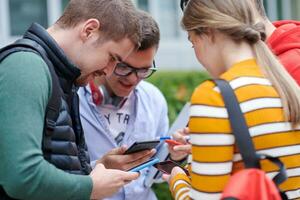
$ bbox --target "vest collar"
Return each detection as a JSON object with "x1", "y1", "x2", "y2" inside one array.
[{"x1": 23, "y1": 23, "x2": 81, "y2": 84}]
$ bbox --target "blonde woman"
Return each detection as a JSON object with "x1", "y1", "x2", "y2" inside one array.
[{"x1": 163, "y1": 0, "x2": 300, "y2": 199}]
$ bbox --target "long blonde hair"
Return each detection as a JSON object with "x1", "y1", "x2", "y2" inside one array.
[{"x1": 182, "y1": 0, "x2": 300, "y2": 125}]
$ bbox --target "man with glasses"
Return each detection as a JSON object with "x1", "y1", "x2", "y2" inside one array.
[{"x1": 78, "y1": 11, "x2": 169, "y2": 200}]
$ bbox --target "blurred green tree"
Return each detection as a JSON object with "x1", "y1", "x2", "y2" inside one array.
[{"x1": 147, "y1": 70, "x2": 210, "y2": 200}]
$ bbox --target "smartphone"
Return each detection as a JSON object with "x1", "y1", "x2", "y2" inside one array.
[
  {"x1": 153, "y1": 160, "x2": 189, "y2": 175},
  {"x1": 128, "y1": 158, "x2": 160, "y2": 172},
  {"x1": 124, "y1": 140, "x2": 160, "y2": 154},
  {"x1": 165, "y1": 139, "x2": 183, "y2": 146}
]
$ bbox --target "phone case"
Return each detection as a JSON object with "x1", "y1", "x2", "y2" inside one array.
[
  {"x1": 128, "y1": 158, "x2": 160, "y2": 172},
  {"x1": 153, "y1": 160, "x2": 189, "y2": 175},
  {"x1": 124, "y1": 140, "x2": 160, "y2": 154}
]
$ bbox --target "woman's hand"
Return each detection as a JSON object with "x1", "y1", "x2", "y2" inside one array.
[
  {"x1": 168, "y1": 127, "x2": 191, "y2": 161},
  {"x1": 162, "y1": 166, "x2": 186, "y2": 184}
]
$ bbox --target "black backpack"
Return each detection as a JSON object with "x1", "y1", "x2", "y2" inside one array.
[{"x1": 0, "y1": 38, "x2": 61, "y2": 162}]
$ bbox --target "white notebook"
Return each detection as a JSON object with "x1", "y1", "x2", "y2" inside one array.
[{"x1": 144, "y1": 102, "x2": 191, "y2": 187}]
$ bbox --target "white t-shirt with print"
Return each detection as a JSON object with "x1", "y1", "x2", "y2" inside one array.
[{"x1": 98, "y1": 95, "x2": 134, "y2": 145}]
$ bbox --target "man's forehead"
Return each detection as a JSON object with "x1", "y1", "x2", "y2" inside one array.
[
  {"x1": 116, "y1": 38, "x2": 135, "y2": 56},
  {"x1": 123, "y1": 49, "x2": 155, "y2": 68}
]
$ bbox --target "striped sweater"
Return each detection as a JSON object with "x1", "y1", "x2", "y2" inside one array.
[{"x1": 170, "y1": 59, "x2": 300, "y2": 200}]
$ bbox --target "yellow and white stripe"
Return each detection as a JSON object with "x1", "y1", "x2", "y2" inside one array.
[
  {"x1": 249, "y1": 122, "x2": 300, "y2": 137},
  {"x1": 213, "y1": 76, "x2": 272, "y2": 92},
  {"x1": 192, "y1": 161, "x2": 232, "y2": 175},
  {"x1": 233, "y1": 145, "x2": 300, "y2": 162},
  {"x1": 285, "y1": 189, "x2": 300, "y2": 199},
  {"x1": 190, "y1": 188, "x2": 221, "y2": 200},
  {"x1": 190, "y1": 97, "x2": 282, "y2": 118},
  {"x1": 190, "y1": 134, "x2": 234, "y2": 146},
  {"x1": 170, "y1": 59, "x2": 300, "y2": 200}
]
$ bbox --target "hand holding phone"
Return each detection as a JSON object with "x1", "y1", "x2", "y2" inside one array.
[
  {"x1": 153, "y1": 160, "x2": 189, "y2": 175},
  {"x1": 128, "y1": 158, "x2": 160, "y2": 172},
  {"x1": 124, "y1": 140, "x2": 160, "y2": 154}
]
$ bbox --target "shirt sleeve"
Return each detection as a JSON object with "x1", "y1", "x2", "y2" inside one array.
[
  {"x1": 0, "y1": 52, "x2": 93, "y2": 200},
  {"x1": 170, "y1": 173, "x2": 191, "y2": 200}
]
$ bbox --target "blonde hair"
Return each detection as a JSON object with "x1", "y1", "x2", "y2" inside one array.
[{"x1": 182, "y1": 0, "x2": 300, "y2": 125}]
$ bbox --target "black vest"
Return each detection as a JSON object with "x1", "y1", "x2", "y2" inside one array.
[{"x1": 0, "y1": 23, "x2": 91, "y2": 199}]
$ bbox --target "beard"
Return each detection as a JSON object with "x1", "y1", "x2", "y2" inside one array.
[
  {"x1": 75, "y1": 71, "x2": 106, "y2": 86},
  {"x1": 75, "y1": 74, "x2": 93, "y2": 86}
]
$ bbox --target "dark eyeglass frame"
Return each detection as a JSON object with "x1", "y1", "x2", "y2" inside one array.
[
  {"x1": 180, "y1": 0, "x2": 189, "y2": 11},
  {"x1": 113, "y1": 60, "x2": 157, "y2": 79}
]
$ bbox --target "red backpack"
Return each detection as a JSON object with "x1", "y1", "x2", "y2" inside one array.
[{"x1": 215, "y1": 79, "x2": 288, "y2": 200}]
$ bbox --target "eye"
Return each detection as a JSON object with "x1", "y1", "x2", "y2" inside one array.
[{"x1": 109, "y1": 54, "x2": 116, "y2": 62}]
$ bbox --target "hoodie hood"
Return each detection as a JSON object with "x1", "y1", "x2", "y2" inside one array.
[{"x1": 268, "y1": 20, "x2": 300, "y2": 55}]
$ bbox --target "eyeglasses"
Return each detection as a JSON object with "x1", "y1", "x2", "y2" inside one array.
[
  {"x1": 114, "y1": 60, "x2": 157, "y2": 79},
  {"x1": 180, "y1": 0, "x2": 189, "y2": 11}
]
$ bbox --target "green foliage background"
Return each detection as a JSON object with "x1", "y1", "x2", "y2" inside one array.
[{"x1": 147, "y1": 70, "x2": 210, "y2": 200}]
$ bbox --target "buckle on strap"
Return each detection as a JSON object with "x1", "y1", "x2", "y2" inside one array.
[{"x1": 46, "y1": 119, "x2": 56, "y2": 132}]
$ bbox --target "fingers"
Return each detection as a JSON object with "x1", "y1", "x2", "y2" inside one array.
[
  {"x1": 123, "y1": 149, "x2": 156, "y2": 170},
  {"x1": 125, "y1": 156, "x2": 150, "y2": 170},
  {"x1": 107, "y1": 146, "x2": 127, "y2": 155},
  {"x1": 162, "y1": 167, "x2": 185, "y2": 184},
  {"x1": 183, "y1": 127, "x2": 190, "y2": 135},
  {"x1": 100, "y1": 148, "x2": 157, "y2": 170},
  {"x1": 124, "y1": 149, "x2": 156, "y2": 163},
  {"x1": 96, "y1": 147, "x2": 127, "y2": 168},
  {"x1": 90, "y1": 166, "x2": 139, "y2": 199},
  {"x1": 172, "y1": 166, "x2": 185, "y2": 175},
  {"x1": 172, "y1": 128, "x2": 190, "y2": 144},
  {"x1": 169, "y1": 144, "x2": 191, "y2": 161},
  {"x1": 92, "y1": 163, "x2": 105, "y2": 172},
  {"x1": 173, "y1": 144, "x2": 191, "y2": 153},
  {"x1": 162, "y1": 174, "x2": 171, "y2": 183},
  {"x1": 107, "y1": 149, "x2": 156, "y2": 170},
  {"x1": 120, "y1": 171, "x2": 140, "y2": 182}
]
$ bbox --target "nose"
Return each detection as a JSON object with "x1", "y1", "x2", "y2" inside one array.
[
  {"x1": 126, "y1": 71, "x2": 139, "y2": 84},
  {"x1": 103, "y1": 60, "x2": 117, "y2": 76}
]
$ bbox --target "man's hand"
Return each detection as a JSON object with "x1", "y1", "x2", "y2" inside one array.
[
  {"x1": 97, "y1": 146, "x2": 156, "y2": 171},
  {"x1": 168, "y1": 127, "x2": 191, "y2": 161},
  {"x1": 90, "y1": 163, "x2": 139, "y2": 199}
]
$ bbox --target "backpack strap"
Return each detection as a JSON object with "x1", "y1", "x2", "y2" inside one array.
[
  {"x1": 214, "y1": 79, "x2": 287, "y2": 187},
  {"x1": 215, "y1": 79, "x2": 260, "y2": 168},
  {"x1": 0, "y1": 39, "x2": 62, "y2": 161}
]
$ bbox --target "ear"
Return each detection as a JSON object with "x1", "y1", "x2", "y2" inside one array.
[
  {"x1": 206, "y1": 28, "x2": 216, "y2": 43},
  {"x1": 79, "y1": 19, "x2": 101, "y2": 42}
]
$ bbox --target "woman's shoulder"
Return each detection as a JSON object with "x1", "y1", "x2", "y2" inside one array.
[{"x1": 191, "y1": 80, "x2": 224, "y2": 107}]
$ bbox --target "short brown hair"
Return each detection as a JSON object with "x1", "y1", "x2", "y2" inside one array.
[
  {"x1": 56, "y1": 0, "x2": 141, "y2": 47},
  {"x1": 137, "y1": 10, "x2": 160, "y2": 51}
]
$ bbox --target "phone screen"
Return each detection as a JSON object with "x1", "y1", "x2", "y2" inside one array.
[
  {"x1": 124, "y1": 140, "x2": 160, "y2": 154},
  {"x1": 153, "y1": 160, "x2": 189, "y2": 175}
]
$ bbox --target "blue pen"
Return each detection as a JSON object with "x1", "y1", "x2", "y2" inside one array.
[
  {"x1": 158, "y1": 136, "x2": 171, "y2": 140},
  {"x1": 158, "y1": 136, "x2": 190, "y2": 141}
]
